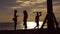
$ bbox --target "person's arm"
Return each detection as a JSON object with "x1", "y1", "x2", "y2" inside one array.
[{"x1": 39, "y1": 12, "x2": 42, "y2": 16}]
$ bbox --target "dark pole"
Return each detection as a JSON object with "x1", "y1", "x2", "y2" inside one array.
[
  {"x1": 41, "y1": 0, "x2": 59, "y2": 30},
  {"x1": 47, "y1": 0, "x2": 53, "y2": 13},
  {"x1": 47, "y1": 0, "x2": 55, "y2": 30}
]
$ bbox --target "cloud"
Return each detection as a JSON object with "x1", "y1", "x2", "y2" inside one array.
[
  {"x1": 0, "y1": 0, "x2": 60, "y2": 22},
  {"x1": 53, "y1": 0, "x2": 60, "y2": 2},
  {"x1": 10, "y1": 6, "x2": 22, "y2": 9},
  {"x1": 16, "y1": 0, "x2": 46, "y2": 6},
  {"x1": 53, "y1": 6, "x2": 60, "y2": 12},
  {"x1": 8, "y1": 0, "x2": 47, "y2": 10},
  {"x1": 53, "y1": 2, "x2": 60, "y2": 6},
  {"x1": 16, "y1": 0, "x2": 23, "y2": 2}
]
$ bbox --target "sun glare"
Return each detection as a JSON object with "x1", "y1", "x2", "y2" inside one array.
[{"x1": 27, "y1": 22, "x2": 43, "y2": 29}]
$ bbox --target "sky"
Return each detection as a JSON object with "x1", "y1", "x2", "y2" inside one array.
[{"x1": 0, "y1": 0, "x2": 60, "y2": 23}]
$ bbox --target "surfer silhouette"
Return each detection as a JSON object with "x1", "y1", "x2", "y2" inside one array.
[
  {"x1": 13, "y1": 10, "x2": 18, "y2": 30},
  {"x1": 23, "y1": 10, "x2": 28, "y2": 29},
  {"x1": 34, "y1": 12, "x2": 42, "y2": 29}
]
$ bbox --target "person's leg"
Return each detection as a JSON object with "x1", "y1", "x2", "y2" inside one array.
[
  {"x1": 37, "y1": 22, "x2": 39, "y2": 28},
  {"x1": 23, "y1": 18, "x2": 26, "y2": 29},
  {"x1": 24, "y1": 19, "x2": 27, "y2": 29},
  {"x1": 34, "y1": 22, "x2": 37, "y2": 29},
  {"x1": 15, "y1": 22, "x2": 17, "y2": 31},
  {"x1": 25, "y1": 24, "x2": 27, "y2": 29},
  {"x1": 24, "y1": 22, "x2": 26, "y2": 28},
  {"x1": 25, "y1": 19, "x2": 27, "y2": 29}
]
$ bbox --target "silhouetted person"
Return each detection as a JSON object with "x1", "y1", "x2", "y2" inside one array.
[
  {"x1": 23, "y1": 10, "x2": 28, "y2": 29},
  {"x1": 13, "y1": 10, "x2": 18, "y2": 30},
  {"x1": 34, "y1": 12, "x2": 42, "y2": 29}
]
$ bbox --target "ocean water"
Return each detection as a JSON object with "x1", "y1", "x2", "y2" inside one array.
[
  {"x1": 0, "y1": 22, "x2": 45, "y2": 30},
  {"x1": 0, "y1": 22, "x2": 60, "y2": 30},
  {"x1": 0, "y1": 22, "x2": 24, "y2": 30}
]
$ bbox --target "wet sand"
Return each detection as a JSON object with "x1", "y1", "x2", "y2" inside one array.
[{"x1": 0, "y1": 28, "x2": 60, "y2": 34}]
